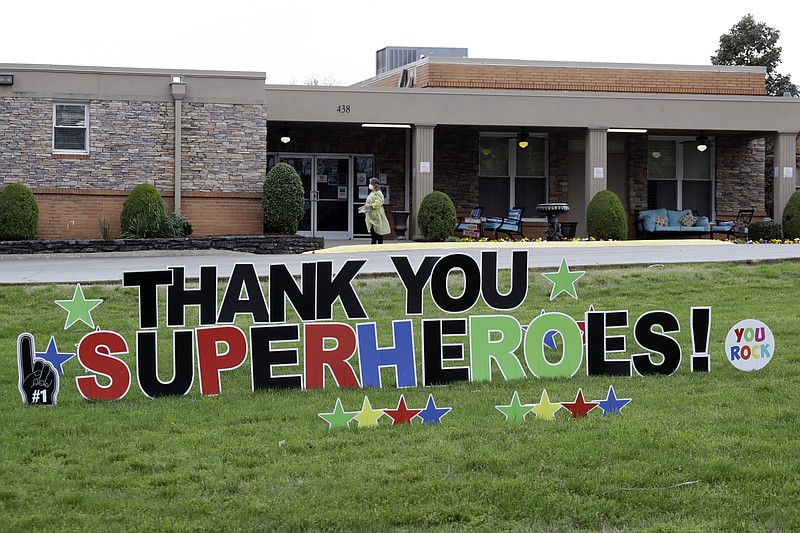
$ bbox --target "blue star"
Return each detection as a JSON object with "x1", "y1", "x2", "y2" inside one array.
[
  {"x1": 596, "y1": 385, "x2": 631, "y2": 415},
  {"x1": 417, "y1": 394, "x2": 452, "y2": 424},
  {"x1": 543, "y1": 330, "x2": 559, "y2": 349},
  {"x1": 36, "y1": 336, "x2": 75, "y2": 375}
]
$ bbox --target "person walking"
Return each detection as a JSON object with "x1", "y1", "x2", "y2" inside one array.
[{"x1": 363, "y1": 177, "x2": 390, "y2": 244}]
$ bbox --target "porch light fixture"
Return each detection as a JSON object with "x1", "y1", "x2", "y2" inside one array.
[
  {"x1": 361, "y1": 123, "x2": 411, "y2": 128},
  {"x1": 607, "y1": 128, "x2": 647, "y2": 133},
  {"x1": 279, "y1": 123, "x2": 291, "y2": 144},
  {"x1": 696, "y1": 133, "x2": 709, "y2": 152},
  {"x1": 0, "y1": 73, "x2": 13, "y2": 85},
  {"x1": 517, "y1": 131, "x2": 529, "y2": 149}
]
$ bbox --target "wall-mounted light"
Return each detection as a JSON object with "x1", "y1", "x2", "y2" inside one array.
[
  {"x1": 607, "y1": 128, "x2": 647, "y2": 133},
  {"x1": 652, "y1": 151, "x2": 662, "y2": 159},
  {"x1": 0, "y1": 73, "x2": 14, "y2": 85},
  {"x1": 279, "y1": 123, "x2": 291, "y2": 144},
  {"x1": 517, "y1": 131, "x2": 529, "y2": 149},
  {"x1": 696, "y1": 133, "x2": 709, "y2": 152},
  {"x1": 481, "y1": 148, "x2": 492, "y2": 156}
]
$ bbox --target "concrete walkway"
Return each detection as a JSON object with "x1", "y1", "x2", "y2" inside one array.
[{"x1": 1, "y1": 239, "x2": 798, "y2": 284}]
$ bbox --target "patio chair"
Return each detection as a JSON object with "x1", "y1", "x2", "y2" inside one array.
[
  {"x1": 455, "y1": 206, "x2": 484, "y2": 236},
  {"x1": 483, "y1": 207, "x2": 525, "y2": 240},
  {"x1": 712, "y1": 209, "x2": 754, "y2": 241}
]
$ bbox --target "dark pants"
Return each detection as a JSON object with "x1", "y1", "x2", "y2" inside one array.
[{"x1": 370, "y1": 228, "x2": 383, "y2": 244}]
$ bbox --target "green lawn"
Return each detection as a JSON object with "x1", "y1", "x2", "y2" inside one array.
[{"x1": 1, "y1": 261, "x2": 799, "y2": 532}]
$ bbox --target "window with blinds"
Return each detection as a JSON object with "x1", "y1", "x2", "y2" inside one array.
[{"x1": 53, "y1": 103, "x2": 89, "y2": 152}]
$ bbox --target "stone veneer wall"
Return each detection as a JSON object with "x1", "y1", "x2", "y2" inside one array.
[
  {"x1": 1, "y1": 96, "x2": 267, "y2": 239},
  {"x1": 627, "y1": 136, "x2": 649, "y2": 213},
  {"x1": 0, "y1": 234, "x2": 323, "y2": 255},
  {"x1": 715, "y1": 137, "x2": 766, "y2": 218},
  {"x1": 548, "y1": 134, "x2": 569, "y2": 203}
]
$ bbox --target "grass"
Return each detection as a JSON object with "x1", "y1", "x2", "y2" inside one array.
[{"x1": 1, "y1": 261, "x2": 799, "y2": 531}]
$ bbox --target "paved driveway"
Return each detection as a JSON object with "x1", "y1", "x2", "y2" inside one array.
[{"x1": 1, "y1": 240, "x2": 798, "y2": 284}]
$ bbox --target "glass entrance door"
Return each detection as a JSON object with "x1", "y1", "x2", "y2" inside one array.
[
  {"x1": 314, "y1": 157, "x2": 350, "y2": 238},
  {"x1": 277, "y1": 155, "x2": 351, "y2": 239}
]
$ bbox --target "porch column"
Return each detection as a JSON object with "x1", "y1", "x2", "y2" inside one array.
[
  {"x1": 411, "y1": 124, "x2": 435, "y2": 239},
  {"x1": 773, "y1": 132, "x2": 799, "y2": 225},
  {"x1": 585, "y1": 128, "x2": 608, "y2": 207}
]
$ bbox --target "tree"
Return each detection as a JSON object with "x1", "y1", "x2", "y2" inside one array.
[{"x1": 710, "y1": 14, "x2": 798, "y2": 96}]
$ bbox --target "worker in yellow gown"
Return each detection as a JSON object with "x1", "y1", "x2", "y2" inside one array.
[{"x1": 364, "y1": 177, "x2": 390, "y2": 244}]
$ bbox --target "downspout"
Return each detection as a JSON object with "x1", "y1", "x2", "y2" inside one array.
[{"x1": 170, "y1": 77, "x2": 186, "y2": 212}]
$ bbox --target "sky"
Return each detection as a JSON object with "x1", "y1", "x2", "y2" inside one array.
[{"x1": 4, "y1": 1, "x2": 799, "y2": 87}]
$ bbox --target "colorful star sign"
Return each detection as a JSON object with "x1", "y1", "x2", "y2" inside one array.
[
  {"x1": 595, "y1": 385, "x2": 631, "y2": 415},
  {"x1": 384, "y1": 394, "x2": 422, "y2": 425},
  {"x1": 417, "y1": 394, "x2": 452, "y2": 425},
  {"x1": 35, "y1": 336, "x2": 75, "y2": 375},
  {"x1": 560, "y1": 388, "x2": 599, "y2": 418},
  {"x1": 318, "y1": 398, "x2": 358, "y2": 429},
  {"x1": 496, "y1": 391, "x2": 534, "y2": 422},
  {"x1": 55, "y1": 284, "x2": 103, "y2": 330},
  {"x1": 542, "y1": 258, "x2": 585, "y2": 301},
  {"x1": 530, "y1": 388, "x2": 562, "y2": 421},
  {"x1": 353, "y1": 396, "x2": 384, "y2": 428}
]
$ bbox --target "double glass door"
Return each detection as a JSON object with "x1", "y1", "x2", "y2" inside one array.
[{"x1": 270, "y1": 154, "x2": 374, "y2": 239}]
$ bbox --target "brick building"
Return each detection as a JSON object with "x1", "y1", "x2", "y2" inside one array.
[{"x1": 2, "y1": 58, "x2": 799, "y2": 240}]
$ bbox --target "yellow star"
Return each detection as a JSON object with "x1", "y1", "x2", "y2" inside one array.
[
  {"x1": 353, "y1": 396, "x2": 384, "y2": 428},
  {"x1": 531, "y1": 389, "x2": 562, "y2": 421}
]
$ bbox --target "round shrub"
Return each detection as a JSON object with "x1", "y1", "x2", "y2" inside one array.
[
  {"x1": 748, "y1": 221, "x2": 783, "y2": 241},
  {"x1": 586, "y1": 190, "x2": 628, "y2": 240},
  {"x1": 782, "y1": 190, "x2": 800, "y2": 240},
  {"x1": 263, "y1": 163, "x2": 305, "y2": 234},
  {"x1": 120, "y1": 184, "x2": 166, "y2": 234},
  {"x1": 418, "y1": 191, "x2": 457, "y2": 242},
  {"x1": 0, "y1": 183, "x2": 39, "y2": 240}
]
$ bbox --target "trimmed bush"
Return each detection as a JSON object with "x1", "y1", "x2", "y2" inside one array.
[
  {"x1": 263, "y1": 163, "x2": 305, "y2": 234},
  {"x1": 121, "y1": 210, "x2": 193, "y2": 239},
  {"x1": 0, "y1": 183, "x2": 39, "y2": 240},
  {"x1": 586, "y1": 190, "x2": 628, "y2": 240},
  {"x1": 120, "y1": 184, "x2": 166, "y2": 233},
  {"x1": 782, "y1": 190, "x2": 800, "y2": 240},
  {"x1": 418, "y1": 191, "x2": 457, "y2": 242},
  {"x1": 748, "y1": 221, "x2": 783, "y2": 241}
]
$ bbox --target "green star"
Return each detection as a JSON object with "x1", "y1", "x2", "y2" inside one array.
[
  {"x1": 55, "y1": 284, "x2": 103, "y2": 330},
  {"x1": 353, "y1": 396, "x2": 384, "y2": 428},
  {"x1": 318, "y1": 398, "x2": 358, "y2": 429},
  {"x1": 542, "y1": 257, "x2": 586, "y2": 301},
  {"x1": 530, "y1": 388, "x2": 562, "y2": 421},
  {"x1": 495, "y1": 391, "x2": 534, "y2": 422}
]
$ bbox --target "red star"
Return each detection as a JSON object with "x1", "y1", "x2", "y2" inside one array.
[
  {"x1": 383, "y1": 394, "x2": 422, "y2": 425},
  {"x1": 560, "y1": 388, "x2": 599, "y2": 418}
]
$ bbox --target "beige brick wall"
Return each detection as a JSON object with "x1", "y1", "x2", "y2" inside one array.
[{"x1": 365, "y1": 63, "x2": 765, "y2": 95}]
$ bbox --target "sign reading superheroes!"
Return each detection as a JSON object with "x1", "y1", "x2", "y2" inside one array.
[{"x1": 16, "y1": 251, "x2": 775, "y2": 404}]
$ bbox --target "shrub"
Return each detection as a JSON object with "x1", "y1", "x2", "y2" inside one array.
[
  {"x1": 748, "y1": 221, "x2": 783, "y2": 241},
  {"x1": 120, "y1": 184, "x2": 166, "y2": 234},
  {"x1": 418, "y1": 191, "x2": 457, "y2": 242},
  {"x1": 0, "y1": 183, "x2": 39, "y2": 240},
  {"x1": 263, "y1": 163, "x2": 305, "y2": 234},
  {"x1": 782, "y1": 190, "x2": 800, "y2": 240},
  {"x1": 121, "y1": 210, "x2": 192, "y2": 239},
  {"x1": 586, "y1": 190, "x2": 628, "y2": 240}
]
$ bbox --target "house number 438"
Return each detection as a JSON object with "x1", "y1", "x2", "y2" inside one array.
[{"x1": 337, "y1": 105, "x2": 351, "y2": 113}]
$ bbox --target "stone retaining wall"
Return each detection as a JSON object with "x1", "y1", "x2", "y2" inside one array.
[{"x1": 0, "y1": 235, "x2": 323, "y2": 255}]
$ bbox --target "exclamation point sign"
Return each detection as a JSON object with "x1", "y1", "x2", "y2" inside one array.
[{"x1": 691, "y1": 307, "x2": 712, "y2": 372}]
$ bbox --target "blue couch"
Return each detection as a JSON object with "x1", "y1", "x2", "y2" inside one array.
[{"x1": 636, "y1": 208, "x2": 711, "y2": 238}]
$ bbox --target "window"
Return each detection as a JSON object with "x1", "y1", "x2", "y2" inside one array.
[
  {"x1": 53, "y1": 103, "x2": 89, "y2": 153},
  {"x1": 647, "y1": 138, "x2": 712, "y2": 215},
  {"x1": 478, "y1": 134, "x2": 547, "y2": 217}
]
